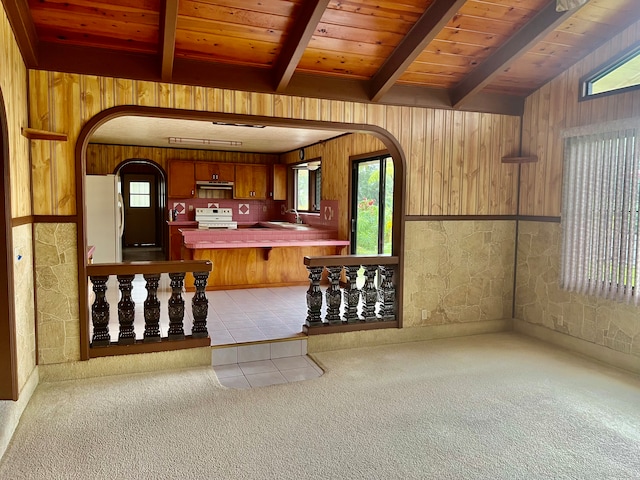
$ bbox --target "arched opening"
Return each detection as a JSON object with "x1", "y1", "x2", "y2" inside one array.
[
  {"x1": 76, "y1": 106, "x2": 407, "y2": 358},
  {"x1": 0, "y1": 87, "x2": 17, "y2": 400}
]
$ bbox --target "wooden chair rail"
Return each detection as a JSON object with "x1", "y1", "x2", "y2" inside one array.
[
  {"x1": 304, "y1": 254, "x2": 399, "y2": 267},
  {"x1": 87, "y1": 260, "x2": 212, "y2": 276}
]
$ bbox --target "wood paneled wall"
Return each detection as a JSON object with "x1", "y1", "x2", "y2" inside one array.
[
  {"x1": 28, "y1": 71, "x2": 521, "y2": 217},
  {"x1": 521, "y1": 19, "x2": 640, "y2": 217},
  {"x1": 87, "y1": 144, "x2": 280, "y2": 175},
  {"x1": 2, "y1": 9, "x2": 30, "y2": 218},
  {"x1": 281, "y1": 133, "x2": 386, "y2": 239}
]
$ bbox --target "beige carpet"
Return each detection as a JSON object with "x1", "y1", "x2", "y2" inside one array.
[{"x1": 1, "y1": 333, "x2": 639, "y2": 479}]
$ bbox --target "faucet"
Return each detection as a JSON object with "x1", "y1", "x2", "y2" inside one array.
[{"x1": 288, "y1": 208, "x2": 302, "y2": 224}]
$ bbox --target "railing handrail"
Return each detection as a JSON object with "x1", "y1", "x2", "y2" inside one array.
[
  {"x1": 304, "y1": 255, "x2": 399, "y2": 267},
  {"x1": 87, "y1": 260, "x2": 212, "y2": 277}
]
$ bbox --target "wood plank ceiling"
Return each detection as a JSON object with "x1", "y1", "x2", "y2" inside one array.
[{"x1": 4, "y1": 0, "x2": 640, "y2": 115}]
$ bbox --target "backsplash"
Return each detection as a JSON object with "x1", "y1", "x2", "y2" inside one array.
[{"x1": 170, "y1": 198, "x2": 339, "y2": 228}]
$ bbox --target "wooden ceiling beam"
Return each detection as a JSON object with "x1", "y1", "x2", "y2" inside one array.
[
  {"x1": 368, "y1": 0, "x2": 467, "y2": 102},
  {"x1": 34, "y1": 43, "x2": 524, "y2": 116},
  {"x1": 273, "y1": 0, "x2": 330, "y2": 92},
  {"x1": 449, "y1": 0, "x2": 582, "y2": 109},
  {"x1": 160, "y1": 0, "x2": 179, "y2": 82},
  {"x1": 1, "y1": 0, "x2": 39, "y2": 67}
]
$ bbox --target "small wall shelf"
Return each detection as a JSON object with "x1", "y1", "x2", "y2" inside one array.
[{"x1": 21, "y1": 127, "x2": 68, "y2": 142}]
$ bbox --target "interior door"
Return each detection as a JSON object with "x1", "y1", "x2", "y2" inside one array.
[
  {"x1": 351, "y1": 155, "x2": 394, "y2": 255},
  {"x1": 123, "y1": 173, "x2": 157, "y2": 246}
]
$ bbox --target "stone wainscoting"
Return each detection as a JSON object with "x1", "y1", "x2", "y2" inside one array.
[
  {"x1": 516, "y1": 221, "x2": 640, "y2": 358},
  {"x1": 403, "y1": 220, "x2": 515, "y2": 328}
]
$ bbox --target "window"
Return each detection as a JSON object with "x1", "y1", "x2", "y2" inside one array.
[
  {"x1": 128, "y1": 181, "x2": 151, "y2": 208},
  {"x1": 561, "y1": 118, "x2": 640, "y2": 303},
  {"x1": 351, "y1": 155, "x2": 394, "y2": 255},
  {"x1": 293, "y1": 160, "x2": 321, "y2": 212},
  {"x1": 582, "y1": 44, "x2": 640, "y2": 99}
]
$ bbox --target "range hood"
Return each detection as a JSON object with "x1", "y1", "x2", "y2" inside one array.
[{"x1": 196, "y1": 180, "x2": 234, "y2": 190}]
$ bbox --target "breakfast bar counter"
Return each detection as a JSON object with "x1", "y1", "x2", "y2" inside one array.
[{"x1": 180, "y1": 222, "x2": 349, "y2": 289}]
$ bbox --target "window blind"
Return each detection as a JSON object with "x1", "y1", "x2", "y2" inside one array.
[{"x1": 561, "y1": 119, "x2": 640, "y2": 303}]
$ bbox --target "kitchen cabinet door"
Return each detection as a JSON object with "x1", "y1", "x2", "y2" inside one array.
[
  {"x1": 272, "y1": 164, "x2": 287, "y2": 200},
  {"x1": 235, "y1": 164, "x2": 267, "y2": 199},
  {"x1": 195, "y1": 162, "x2": 235, "y2": 182},
  {"x1": 168, "y1": 160, "x2": 195, "y2": 198}
]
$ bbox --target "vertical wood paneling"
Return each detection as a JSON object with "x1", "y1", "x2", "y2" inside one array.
[
  {"x1": 86, "y1": 144, "x2": 279, "y2": 175},
  {"x1": 29, "y1": 71, "x2": 522, "y2": 219},
  {"x1": 430, "y1": 109, "x2": 444, "y2": 215},
  {"x1": 521, "y1": 19, "x2": 640, "y2": 216},
  {"x1": 408, "y1": 108, "x2": 425, "y2": 214}
]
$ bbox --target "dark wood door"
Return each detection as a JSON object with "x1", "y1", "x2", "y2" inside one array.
[{"x1": 123, "y1": 173, "x2": 157, "y2": 246}]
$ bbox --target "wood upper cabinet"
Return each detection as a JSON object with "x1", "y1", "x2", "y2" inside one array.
[
  {"x1": 273, "y1": 164, "x2": 287, "y2": 201},
  {"x1": 168, "y1": 160, "x2": 195, "y2": 198},
  {"x1": 195, "y1": 162, "x2": 235, "y2": 182},
  {"x1": 235, "y1": 164, "x2": 268, "y2": 199}
]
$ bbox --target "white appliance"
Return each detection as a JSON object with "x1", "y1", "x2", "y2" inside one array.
[
  {"x1": 85, "y1": 174, "x2": 124, "y2": 263},
  {"x1": 195, "y1": 207, "x2": 237, "y2": 229}
]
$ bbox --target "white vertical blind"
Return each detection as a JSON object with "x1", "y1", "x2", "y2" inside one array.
[{"x1": 561, "y1": 119, "x2": 640, "y2": 303}]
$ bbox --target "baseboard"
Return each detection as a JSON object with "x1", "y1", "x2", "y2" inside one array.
[
  {"x1": 514, "y1": 319, "x2": 640, "y2": 376},
  {"x1": 0, "y1": 366, "x2": 39, "y2": 462},
  {"x1": 307, "y1": 318, "x2": 513, "y2": 353},
  {"x1": 39, "y1": 347, "x2": 212, "y2": 382}
]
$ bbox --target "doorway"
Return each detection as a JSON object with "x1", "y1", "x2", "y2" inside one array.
[
  {"x1": 117, "y1": 160, "x2": 166, "y2": 262},
  {"x1": 351, "y1": 154, "x2": 394, "y2": 255},
  {"x1": 0, "y1": 87, "x2": 17, "y2": 400}
]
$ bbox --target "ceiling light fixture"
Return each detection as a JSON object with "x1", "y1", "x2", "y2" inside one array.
[
  {"x1": 211, "y1": 122, "x2": 265, "y2": 128},
  {"x1": 168, "y1": 137, "x2": 242, "y2": 147}
]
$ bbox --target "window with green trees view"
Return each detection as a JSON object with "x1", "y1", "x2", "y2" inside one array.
[{"x1": 351, "y1": 155, "x2": 393, "y2": 255}]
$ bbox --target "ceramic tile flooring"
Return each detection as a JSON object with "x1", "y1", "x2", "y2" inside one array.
[{"x1": 89, "y1": 276, "x2": 322, "y2": 388}]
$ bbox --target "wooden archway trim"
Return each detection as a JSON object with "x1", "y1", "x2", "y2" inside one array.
[
  {"x1": 75, "y1": 106, "x2": 407, "y2": 360},
  {"x1": 0, "y1": 88, "x2": 18, "y2": 400}
]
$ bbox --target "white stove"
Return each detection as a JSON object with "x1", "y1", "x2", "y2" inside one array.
[{"x1": 195, "y1": 207, "x2": 237, "y2": 229}]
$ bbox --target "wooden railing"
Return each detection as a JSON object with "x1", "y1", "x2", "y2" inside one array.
[
  {"x1": 86, "y1": 260, "x2": 212, "y2": 358},
  {"x1": 303, "y1": 255, "x2": 399, "y2": 334}
]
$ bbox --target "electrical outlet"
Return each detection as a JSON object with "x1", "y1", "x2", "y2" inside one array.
[
  {"x1": 421, "y1": 309, "x2": 428, "y2": 320},
  {"x1": 263, "y1": 205, "x2": 267, "y2": 212}
]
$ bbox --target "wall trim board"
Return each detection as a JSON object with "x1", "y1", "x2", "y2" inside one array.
[
  {"x1": 33, "y1": 215, "x2": 79, "y2": 223},
  {"x1": 11, "y1": 215, "x2": 33, "y2": 227},
  {"x1": 405, "y1": 215, "x2": 518, "y2": 221},
  {"x1": 518, "y1": 216, "x2": 561, "y2": 223},
  {"x1": 0, "y1": 366, "x2": 38, "y2": 460},
  {"x1": 404, "y1": 215, "x2": 562, "y2": 222},
  {"x1": 514, "y1": 319, "x2": 640, "y2": 376},
  {"x1": 307, "y1": 318, "x2": 513, "y2": 353}
]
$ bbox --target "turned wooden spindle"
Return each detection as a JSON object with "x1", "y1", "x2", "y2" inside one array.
[
  {"x1": 342, "y1": 265, "x2": 361, "y2": 323},
  {"x1": 117, "y1": 274, "x2": 136, "y2": 345},
  {"x1": 168, "y1": 272, "x2": 186, "y2": 340},
  {"x1": 191, "y1": 271, "x2": 210, "y2": 338},
  {"x1": 90, "y1": 275, "x2": 111, "y2": 347},
  {"x1": 143, "y1": 273, "x2": 161, "y2": 343},
  {"x1": 361, "y1": 265, "x2": 379, "y2": 322},
  {"x1": 378, "y1": 265, "x2": 396, "y2": 320},
  {"x1": 305, "y1": 266, "x2": 324, "y2": 327},
  {"x1": 325, "y1": 266, "x2": 343, "y2": 325}
]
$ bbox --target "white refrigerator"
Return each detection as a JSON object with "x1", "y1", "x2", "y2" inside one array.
[{"x1": 85, "y1": 174, "x2": 124, "y2": 263}]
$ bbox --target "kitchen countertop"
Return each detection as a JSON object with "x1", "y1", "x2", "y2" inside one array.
[{"x1": 180, "y1": 221, "x2": 349, "y2": 250}]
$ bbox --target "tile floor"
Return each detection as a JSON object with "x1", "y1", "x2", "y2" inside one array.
[{"x1": 212, "y1": 339, "x2": 323, "y2": 389}]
